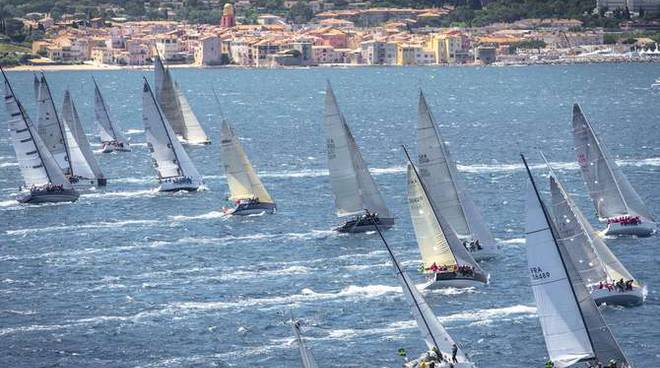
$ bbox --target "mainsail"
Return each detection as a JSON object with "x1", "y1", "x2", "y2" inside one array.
[
  {"x1": 572, "y1": 104, "x2": 653, "y2": 221},
  {"x1": 36, "y1": 74, "x2": 72, "y2": 176},
  {"x1": 407, "y1": 164, "x2": 485, "y2": 280},
  {"x1": 416, "y1": 91, "x2": 495, "y2": 245},
  {"x1": 292, "y1": 320, "x2": 318, "y2": 368},
  {"x1": 62, "y1": 90, "x2": 105, "y2": 182},
  {"x1": 142, "y1": 79, "x2": 202, "y2": 181},
  {"x1": 93, "y1": 77, "x2": 129, "y2": 146},
  {"x1": 154, "y1": 56, "x2": 209, "y2": 144},
  {"x1": 523, "y1": 156, "x2": 630, "y2": 368},
  {"x1": 4, "y1": 75, "x2": 71, "y2": 189},
  {"x1": 324, "y1": 82, "x2": 391, "y2": 218},
  {"x1": 219, "y1": 120, "x2": 273, "y2": 203},
  {"x1": 549, "y1": 173, "x2": 636, "y2": 287},
  {"x1": 372, "y1": 218, "x2": 472, "y2": 364}
]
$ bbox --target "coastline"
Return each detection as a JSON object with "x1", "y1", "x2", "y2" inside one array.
[{"x1": 5, "y1": 57, "x2": 659, "y2": 72}]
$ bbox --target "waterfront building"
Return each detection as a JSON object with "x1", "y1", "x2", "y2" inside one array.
[{"x1": 194, "y1": 35, "x2": 223, "y2": 65}]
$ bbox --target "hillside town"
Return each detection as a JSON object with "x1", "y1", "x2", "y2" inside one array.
[{"x1": 11, "y1": 0, "x2": 660, "y2": 68}]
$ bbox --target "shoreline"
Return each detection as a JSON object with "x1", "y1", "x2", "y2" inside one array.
[{"x1": 5, "y1": 58, "x2": 659, "y2": 72}]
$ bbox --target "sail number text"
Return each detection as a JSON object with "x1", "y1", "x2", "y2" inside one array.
[{"x1": 529, "y1": 266, "x2": 551, "y2": 280}]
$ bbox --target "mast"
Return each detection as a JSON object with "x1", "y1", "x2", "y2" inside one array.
[
  {"x1": 368, "y1": 211, "x2": 441, "y2": 351},
  {"x1": 521, "y1": 154, "x2": 597, "y2": 360},
  {"x1": 40, "y1": 73, "x2": 73, "y2": 177},
  {"x1": 2, "y1": 67, "x2": 52, "y2": 183}
]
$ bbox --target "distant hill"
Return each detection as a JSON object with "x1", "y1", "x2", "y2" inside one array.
[{"x1": 0, "y1": 0, "x2": 655, "y2": 27}]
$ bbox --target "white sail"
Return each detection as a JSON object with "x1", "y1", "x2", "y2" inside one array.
[
  {"x1": 379, "y1": 228, "x2": 472, "y2": 364},
  {"x1": 550, "y1": 175, "x2": 635, "y2": 286},
  {"x1": 407, "y1": 165, "x2": 485, "y2": 277},
  {"x1": 324, "y1": 83, "x2": 390, "y2": 218},
  {"x1": 572, "y1": 104, "x2": 653, "y2": 221},
  {"x1": 524, "y1": 159, "x2": 630, "y2": 367},
  {"x1": 62, "y1": 90, "x2": 104, "y2": 182},
  {"x1": 154, "y1": 56, "x2": 209, "y2": 143},
  {"x1": 176, "y1": 84, "x2": 210, "y2": 144},
  {"x1": 4, "y1": 78, "x2": 71, "y2": 189},
  {"x1": 219, "y1": 120, "x2": 273, "y2": 203},
  {"x1": 93, "y1": 78, "x2": 129, "y2": 145},
  {"x1": 292, "y1": 320, "x2": 318, "y2": 368},
  {"x1": 526, "y1": 179, "x2": 595, "y2": 367},
  {"x1": 416, "y1": 92, "x2": 495, "y2": 246},
  {"x1": 142, "y1": 80, "x2": 202, "y2": 182},
  {"x1": 35, "y1": 74, "x2": 71, "y2": 176}
]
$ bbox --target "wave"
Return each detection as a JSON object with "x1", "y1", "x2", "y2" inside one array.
[
  {"x1": 0, "y1": 162, "x2": 18, "y2": 168},
  {"x1": 125, "y1": 129, "x2": 144, "y2": 135},
  {"x1": 499, "y1": 237, "x2": 525, "y2": 245},
  {"x1": 0, "y1": 199, "x2": 17, "y2": 208},
  {"x1": 6, "y1": 219, "x2": 159, "y2": 236},
  {"x1": 169, "y1": 211, "x2": 225, "y2": 221},
  {"x1": 80, "y1": 189, "x2": 157, "y2": 199}
]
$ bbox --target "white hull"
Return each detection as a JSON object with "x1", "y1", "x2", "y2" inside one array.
[
  {"x1": 421, "y1": 274, "x2": 485, "y2": 289},
  {"x1": 603, "y1": 217, "x2": 656, "y2": 237},
  {"x1": 591, "y1": 286, "x2": 646, "y2": 307}
]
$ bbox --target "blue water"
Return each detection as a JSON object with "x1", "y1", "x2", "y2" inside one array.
[{"x1": 1, "y1": 64, "x2": 659, "y2": 367}]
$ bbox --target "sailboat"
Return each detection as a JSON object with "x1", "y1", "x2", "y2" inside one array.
[
  {"x1": 142, "y1": 78, "x2": 204, "y2": 192},
  {"x1": 291, "y1": 318, "x2": 318, "y2": 368},
  {"x1": 36, "y1": 74, "x2": 101, "y2": 188},
  {"x1": 572, "y1": 104, "x2": 656, "y2": 237},
  {"x1": 154, "y1": 55, "x2": 210, "y2": 145},
  {"x1": 405, "y1": 147, "x2": 489, "y2": 289},
  {"x1": 93, "y1": 77, "x2": 130, "y2": 153},
  {"x1": 545, "y1": 159, "x2": 645, "y2": 306},
  {"x1": 324, "y1": 82, "x2": 394, "y2": 233},
  {"x1": 61, "y1": 90, "x2": 106, "y2": 187},
  {"x1": 522, "y1": 154, "x2": 632, "y2": 368},
  {"x1": 219, "y1": 119, "x2": 276, "y2": 215},
  {"x1": 369, "y1": 213, "x2": 477, "y2": 368},
  {"x1": 2, "y1": 68, "x2": 79, "y2": 203},
  {"x1": 416, "y1": 91, "x2": 498, "y2": 260}
]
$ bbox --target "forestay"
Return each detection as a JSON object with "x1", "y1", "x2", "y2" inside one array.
[
  {"x1": 62, "y1": 90, "x2": 104, "y2": 181},
  {"x1": 377, "y1": 223, "x2": 472, "y2": 364},
  {"x1": 524, "y1": 159, "x2": 630, "y2": 367},
  {"x1": 219, "y1": 120, "x2": 273, "y2": 203},
  {"x1": 292, "y1": 320, "x2": 318, "y2": 368},
  {"x1": 142, "y1": 80, "x2": 201, "y2": 181},
  {"x1": 550, "y1": 175, "x2": 635, "y2": 286},
  {"x1": 4, "y1": 79, "x2": 71, "y2": 189},
  {"x1": 36, "y1": 75, "x2": 71, "y2": 176},
  {"x1": 572, "y1": 104, "x2": 653, "y2": 220},
  {"x1": 416, "y1": 92, "x2": 495, "y2": 245},
  {"x1": 407, "y1": 164, "x2": 483, "y2": 273},
  {"x1": 324, "y1": 83, "x2": 390, "y2": 218},
  {"x1": 93, "y1": 78, "x2": 128, "y2": 145}
]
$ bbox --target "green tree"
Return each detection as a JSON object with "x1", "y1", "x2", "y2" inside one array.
[{"x1": 288, "y1": 2, "x2": 313, "y2": 24}]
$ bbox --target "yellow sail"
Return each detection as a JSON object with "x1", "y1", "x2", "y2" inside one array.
[{"x1": 220, "y1": 120, "x2": 273, "y2": 203}]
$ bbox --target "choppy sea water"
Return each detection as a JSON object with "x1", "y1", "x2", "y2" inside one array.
[{"x1": 1, "y1": 64, "x2": 659, "y2": 367}]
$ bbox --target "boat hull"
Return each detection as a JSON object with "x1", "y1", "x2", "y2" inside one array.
[
  {"x1": 591, "y1": 286, "x2": 645, "y2": 307},
  {"x1": 101, "y1": 142, "x2": 131, "y2": 153},
  {"x1": 226, "y1": 202, "x2": 276, "y2": 216},
  {"x1": 335, "y1": 217, "x2": 394, "y2": 233},
  {"x1": 421, "y1": 272, "x2": 487, "y2": 289},
  {"x1": 603, "y1": 218, "x2": 656, "y2": 237},
  {"x1": 158, "y1": 182, "x2": 200, "y2": 192},
  {"x1": 17, "y1": 189, "x2": 79, "y2": 204}
]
